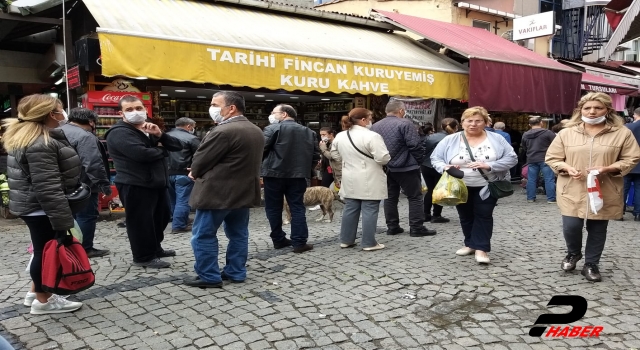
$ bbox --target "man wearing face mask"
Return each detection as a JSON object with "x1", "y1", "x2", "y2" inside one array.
[
  {"x1": 60, "y1": 108, "x2": 112, "y2": 258},
  {"x1": 104, "y1": 95, "x2": 183, "y2": 269},
  {"x1": 262, "y1": 104, "x2": 320, "y2": 253},
  {"x1": 371, "y1": 100, "x2": 436, "y2": 237},
  {"x1": 166, "y1": 117, "x2": 200, "y2": 234}
]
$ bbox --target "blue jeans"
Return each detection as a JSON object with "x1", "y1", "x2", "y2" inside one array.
[
  {"x1": 191, "y1": 208, "x2": 250, "y2": 282},
  {"x1": 526, "y1": 162, "x2": 556, "y2": 201},
  {"x1": 623, "y1": 174, "x2": 640, "y2": 215},
  {"x1": 263, "y1": 177, "x2": 309, "y2": 248},
  {"x1": 168, "y1": 175, "x2": 194, "y2": 230},
  {"x1": 74, "y1": 193, "x2": 100, "y2": 250}
]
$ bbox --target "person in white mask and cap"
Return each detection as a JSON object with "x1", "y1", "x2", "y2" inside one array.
[
  {"x1": 546, "y1": 92, "x2": 640, "y2": 282},
  {"x1": 104, "y1": 95, "x2": 183, "y2": 269}
]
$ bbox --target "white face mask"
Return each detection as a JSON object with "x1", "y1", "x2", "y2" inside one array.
[
  {"x1": 53, "y1": 110, "x2": 68, "y2": 127},
  {"x1": 268, "y1": 114, "x2": 280, "y2": 124},
  {"x1": 123, "y1": 110, "x2": 147, "y2": 124},
  {"x1": 581, "y1": 115, "x2": 606, "y2": 125},
  {"x1": 321, "y1": 137, "x2": 329, "y2": 143},
  {"x1": 209, "y1": 106, "x2": 224, "y2": 124},
  {"x1": 365, "y1": 121, "x2": 372, "y2": 129}
]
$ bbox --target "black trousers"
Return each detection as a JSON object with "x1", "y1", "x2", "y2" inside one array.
[
  {"x1": 116, "y1": 184, "x2": 171, "y2": 262},
  {"x1": 421, "y1": 166, "x2": 443, "y2": 218},
  {"x1": 22, "y1": 215, "x2": 58, "y2": 293},
  {"x1": 385, "y1": 169, "x2": 424, "y2": 230},
  {"x1": 562, "y1": 216, "x2": 608, "y2": 265},
  {"x1": 455, "y1": 186, "x2": 497, "y2": 252},
  {"x1": 321, "y1": 170, "x2": 334, "y2": 188}
]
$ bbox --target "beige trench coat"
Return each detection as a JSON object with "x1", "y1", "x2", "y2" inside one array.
[{"x1": 545, "y1": 123, "x2": 640, "y2": 220}]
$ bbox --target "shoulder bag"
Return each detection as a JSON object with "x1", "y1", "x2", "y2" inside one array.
[
  {"x1": 347, "y1": 130, "x2": 388, "y2": 173},
  {"x1": 17, "y1": 153, "x2": 91, "y2": 213},
  {"x1": 42, "y1": 230, "x2": 95, "y2": 294},
  {"x1": 461, "y1": 134, "x2": 514, "y2": 199}
]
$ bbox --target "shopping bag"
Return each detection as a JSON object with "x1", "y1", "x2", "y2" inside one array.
[
  {"x1": 41, "y1": 230, "x2": 95, "y2": 295},
  {"x1": 432, "y1": 172, "x2": 468, "y2": 206},
  {"x1": 421, "y1": 174, "x2": 428, "y2": 193},
  {"x1": 69, "y1": 219, "x2": 83, "y2": 244},
  {"x1": 587, "y1": 170, "x2": 603, "y2": 214}
]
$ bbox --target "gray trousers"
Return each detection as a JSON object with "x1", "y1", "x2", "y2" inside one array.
[
  {"x1": 340, "y1": 199, "x2": 380, "y2": 248},
  {"x1": 562, "y1": 215, "x2": 609, "y2": 265}
]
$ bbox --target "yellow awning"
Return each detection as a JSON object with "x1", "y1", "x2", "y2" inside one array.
[{"x1": 87, "y1": 0, "x2": 469, "y2": 100}]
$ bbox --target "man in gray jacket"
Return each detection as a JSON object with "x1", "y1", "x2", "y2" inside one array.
[
  {"x1": 371, "y1": 100, "x2": 436, "y2": 237},
  {"x1": 61, "y1": 108, "x2": 112, "y2": 258},
  {"x1": 166, "y1": 117, "x2": 200, "y2": 233}
]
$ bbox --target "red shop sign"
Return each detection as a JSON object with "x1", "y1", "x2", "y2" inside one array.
[{"x1": 83, "y1": 91, "x2": 152, "y2": 104}]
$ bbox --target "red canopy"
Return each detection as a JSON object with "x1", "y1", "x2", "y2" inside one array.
[
  {"x1": 374, "y1": 10, "x2": 582, "y2": 114},
  {"x1": 581, "y1": 72, "x2": 638, "y2": 95}
]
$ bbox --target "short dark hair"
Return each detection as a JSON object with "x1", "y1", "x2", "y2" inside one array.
[
  {"x1": 213, "y1": 91, "x2": 245, "y2": 114},
  {"x1": 175, "y1": 117, "x2": 196, "y2": 127},
  {"x1": 68, "y1": 108, "x2": 98, "y2": 125},
  {"x1": 320, "y1": 127, "x2": 335, "y2": 135},
  {"x1": 276, "y1": 104, "x2": 297, "y2": 119},
  {"x1": 118, "y1": 95, "x2": 144, "y2": 110},
  {"x1": 529, "y1": 116, "x2": 542, "y2": 125}
]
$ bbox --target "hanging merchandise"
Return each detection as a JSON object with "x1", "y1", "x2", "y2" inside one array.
[{"x1": 587, "y1": 170, "x2": 603, "y2": 214}]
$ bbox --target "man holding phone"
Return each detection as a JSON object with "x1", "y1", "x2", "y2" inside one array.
[{"x1": 105, "y1": 95, "x2": 183, "y2": 268}]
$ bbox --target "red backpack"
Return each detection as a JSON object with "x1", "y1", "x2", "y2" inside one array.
[{"x1": 41, "y1": 231, "x2": 95, "y2": 295}]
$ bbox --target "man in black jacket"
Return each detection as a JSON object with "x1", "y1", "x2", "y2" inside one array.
[
  {"x1": 371, "y1": 100, "x2": 436, "y2": 237},
  {"x1": 61, "y1": 108, "x2": 112, "y2": 258},
  {"x1": 521, "y1": 116, "x2": 556, "y2": 204},
  {"x1": 262, "y1": 104, "x2": 320, "y2": 253},
  {"x1": 105, "y1": 95, "x2": 182, "y2": 268},
  {"x1": 166, "y1": 117, "x2": 200, "y2": 233}
]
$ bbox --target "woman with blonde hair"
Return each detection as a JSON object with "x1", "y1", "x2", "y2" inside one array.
[
  {"x1": 330, "y1": 108, "x2": 390, "y2": 251},
  {"x1": 546, "y1": 92, "x2": 640, "y2": 282},
  {"x1": 421, "y1": 118, "x2": 459, "y2": 224},
  {"x1": 431, "y1": 107, "x2": 517, "y2": 264},
  {"x1": 3, "y1": 94, "x2": 84, "y2": 314}
]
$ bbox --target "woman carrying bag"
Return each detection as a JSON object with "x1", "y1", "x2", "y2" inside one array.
[
  {"x1": 546, "y1": 92, "x2": 640, "y2": 282},
  {"x1": 431, "y1": 107, "x2": 517, "y2": 264},
  {"x1": 331, "y1": 108, "x2": 390, "y2": 251},
  {"x1": 3, "y1": 94, "x2": 84, "y2": 314}
]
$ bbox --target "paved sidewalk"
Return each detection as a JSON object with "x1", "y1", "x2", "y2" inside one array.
[{"x1": 0, "y1": 193, "x2": 639, "y2": 350}]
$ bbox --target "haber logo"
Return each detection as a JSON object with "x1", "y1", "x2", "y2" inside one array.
[
  {"x1": 101, "y1": 94, "x2": 124, "y2": 103},
  {"x1": 529, "y1": 296, "x2": 603, "y2": 338}
]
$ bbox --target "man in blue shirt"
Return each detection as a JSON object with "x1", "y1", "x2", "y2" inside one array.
[{"x1": 493, "y1": 122, "x2": 512, "y2": 144}]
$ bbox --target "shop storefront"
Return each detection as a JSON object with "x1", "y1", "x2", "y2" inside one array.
[{"x1": 78, "y1": 0, "x2": 469, "y2": 133}]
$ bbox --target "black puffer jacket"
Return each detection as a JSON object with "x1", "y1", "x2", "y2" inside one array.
[{"x1": 7, "y1": 129, "x2": 82, "y2": 230}]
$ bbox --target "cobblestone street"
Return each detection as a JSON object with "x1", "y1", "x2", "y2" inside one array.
[{"x1": 1, "y1": 193, "x2": 639, "y2": 350}]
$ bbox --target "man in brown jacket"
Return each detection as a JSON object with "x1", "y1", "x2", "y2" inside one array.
[{"x1": 184, "y1": 91, "x2": 264, "y2": 288}]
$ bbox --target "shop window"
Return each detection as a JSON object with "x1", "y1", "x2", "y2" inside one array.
[
  {"x1": 472, "y1": 20, "x2": 491, "y2": 31},
  {"x1": 626, "y1": 53, "x2": 638, "y2": 62}
]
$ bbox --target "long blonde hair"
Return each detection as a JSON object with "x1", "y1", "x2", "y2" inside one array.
[
  {"x1": 1, "y1": 94, "x2": 61, "y2": 152},
  {"x1": 567, "y1": 92, "x2": 624, "y2": 128}
]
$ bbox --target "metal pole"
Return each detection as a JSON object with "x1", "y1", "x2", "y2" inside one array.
[{"x1": 62, "y1": 0, "x2": 70, "y2": 111}]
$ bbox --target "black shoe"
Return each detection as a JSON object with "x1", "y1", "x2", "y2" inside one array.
[
  {"x1": 221, "y1": 272, "x2": 244, "y2": 283},
  {"x1": 386, "y1": 227, "x2": 404, "y2": 235},
  {"x1": 293, "y1": 244, "x2": 314, "y2": 253},
  {"x1": 183, "y1": 276, "x2": 223, "y2": 288},
  {"x1": 635, "y1": 215, "x2": 640, "y2": 222},
  {"x1": 273, "y1": 238, "x2": 292, "y2": 249},
  {"x1": 424, "y1": 216, "x2": 432, "y2": 223},
  {"x1": 561, "y1": 253, "x2": 582, "y2": 271},
  {"x1": 171, "y1": 225, "x2": 192, "y2": 234},
  {"x1": 85, "y1": 248, "x2": 110, "y2": 258},
  {"x1": 117, "y1": 221, "x2": 126, "y2": 228},
  {"x1": 431, "y1": 216, "x2": 450, "y2": 223},
  {"x1": 131, "y1": 258, "x2": 171, "y2": 269},
  {"x1": 157, "y1": 249, "x2": 176, "y2": 258},
  {"x1": 581, "y1": 263, "x2": 602, "y2": 282},
  {"x1": 409, "y1": 227, "x2": 437, "y2": 237}
]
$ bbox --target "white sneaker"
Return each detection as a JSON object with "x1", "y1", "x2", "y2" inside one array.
[
  {"x1": 308, "y1": 205, "x2": 321, "y2": 211},
  {"x1": 30, "y1": 295, "x2": 82, "y2": 315},
  {"x1": 24, "y1": 292, "x2": 36, "y2": 307}
]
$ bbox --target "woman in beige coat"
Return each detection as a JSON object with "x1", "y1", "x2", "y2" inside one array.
[
  {"x1": 546, "y1": 92, "x2": 640, "y2": 282},
  {"x1": 331, "y1": 108, "x2": 390, "y2": 251}
]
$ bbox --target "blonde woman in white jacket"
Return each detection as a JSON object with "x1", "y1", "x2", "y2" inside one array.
[{"x1": 330, "y1": 108, "x2": 391, "y2": 251}]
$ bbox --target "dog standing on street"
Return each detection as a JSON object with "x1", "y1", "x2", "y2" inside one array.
[{"x1": 284, "y1": 186, "x2": 340, "y2": 224}]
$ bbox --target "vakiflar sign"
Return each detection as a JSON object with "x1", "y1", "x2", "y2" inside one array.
[{"x1": 513, "y1": 11, "x2": 555, "y2": 41}]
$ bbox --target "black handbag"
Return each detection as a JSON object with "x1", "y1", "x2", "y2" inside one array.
[
  {"x1": 17, "y1": 155, "x2": 91, "y2": 214},
  {"x1": 347, "y1": 130, "x2": 388, "y2": 173},
  {"x1": 461, "y1": 134, "x2": 514, "y2": 199}
]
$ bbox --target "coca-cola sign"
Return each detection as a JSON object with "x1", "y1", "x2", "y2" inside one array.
[
  {"x1": 84, "y1": 91, "x2": 151, "y2": 105},
  {"x1": 101, "y1": 94, "x2": 125, "y2": 103}
]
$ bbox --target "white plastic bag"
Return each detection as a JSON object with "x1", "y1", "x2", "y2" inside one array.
[
  {"x1": 587, "y1": 170, "x2": 603, "y2": 214},
  {"x1": 421, "y1": 174, "x2": 427, "y2": 193}
]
